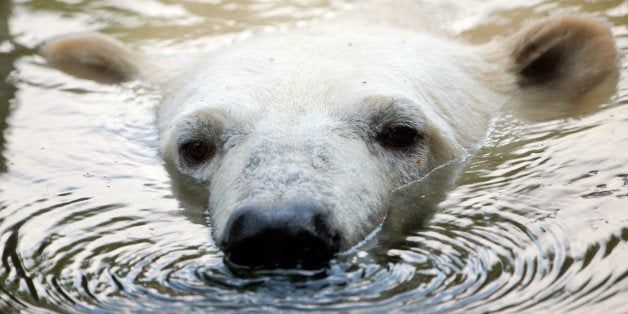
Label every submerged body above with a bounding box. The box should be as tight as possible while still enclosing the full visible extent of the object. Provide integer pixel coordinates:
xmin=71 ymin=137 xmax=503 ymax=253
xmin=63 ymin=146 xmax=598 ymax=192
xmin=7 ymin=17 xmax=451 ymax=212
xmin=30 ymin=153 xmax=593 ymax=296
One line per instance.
xmin=40 ymin=6 xmax=617 ymax=270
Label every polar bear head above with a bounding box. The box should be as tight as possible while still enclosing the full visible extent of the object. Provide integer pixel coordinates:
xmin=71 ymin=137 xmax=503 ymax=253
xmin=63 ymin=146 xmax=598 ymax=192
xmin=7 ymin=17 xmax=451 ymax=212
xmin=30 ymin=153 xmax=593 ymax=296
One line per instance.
xmin=40 ymin=15 xmax=616 ymax=271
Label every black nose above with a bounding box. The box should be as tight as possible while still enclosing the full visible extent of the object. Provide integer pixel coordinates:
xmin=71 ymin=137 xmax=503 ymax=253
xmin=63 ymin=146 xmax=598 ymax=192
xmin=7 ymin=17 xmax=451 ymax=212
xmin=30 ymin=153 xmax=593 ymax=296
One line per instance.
xmin=221 ymin=203 xmax=340 ymax=271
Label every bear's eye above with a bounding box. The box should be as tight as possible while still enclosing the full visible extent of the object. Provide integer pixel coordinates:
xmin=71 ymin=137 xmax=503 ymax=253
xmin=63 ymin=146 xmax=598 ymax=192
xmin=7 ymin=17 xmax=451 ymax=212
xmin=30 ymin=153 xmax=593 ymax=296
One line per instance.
xmin=378 ymin=126 xmax=421 ymax=150
xmin=179 ymin=140 xmax=214 ymax=164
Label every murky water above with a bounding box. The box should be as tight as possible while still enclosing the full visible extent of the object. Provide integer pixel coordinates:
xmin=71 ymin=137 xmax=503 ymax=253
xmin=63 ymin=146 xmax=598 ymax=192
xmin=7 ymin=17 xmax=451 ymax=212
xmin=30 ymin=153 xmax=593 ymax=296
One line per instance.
xmin=0 ymin=0 xmax=626 ymax=312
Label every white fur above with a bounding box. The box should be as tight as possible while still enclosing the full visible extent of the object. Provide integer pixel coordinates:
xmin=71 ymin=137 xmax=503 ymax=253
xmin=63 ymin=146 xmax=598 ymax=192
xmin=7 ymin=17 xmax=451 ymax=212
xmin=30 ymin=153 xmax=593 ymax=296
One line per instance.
xmin=39 ymin=8 xmax=616 ymax=252
xmin=155 ymin=25 xmax=508 ymax=248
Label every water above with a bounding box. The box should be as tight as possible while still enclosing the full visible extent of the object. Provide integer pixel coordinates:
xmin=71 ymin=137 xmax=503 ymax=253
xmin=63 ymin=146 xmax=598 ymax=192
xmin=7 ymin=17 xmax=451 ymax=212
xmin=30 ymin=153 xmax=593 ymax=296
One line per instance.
xmin=1 ymin=0 xmax=627 ymax=312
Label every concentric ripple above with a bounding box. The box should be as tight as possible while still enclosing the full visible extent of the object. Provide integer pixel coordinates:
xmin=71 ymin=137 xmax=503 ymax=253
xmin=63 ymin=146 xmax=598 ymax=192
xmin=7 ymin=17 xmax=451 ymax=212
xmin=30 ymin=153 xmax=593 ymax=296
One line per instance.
xmin=1 ymin=0 xmax=627 ymax=312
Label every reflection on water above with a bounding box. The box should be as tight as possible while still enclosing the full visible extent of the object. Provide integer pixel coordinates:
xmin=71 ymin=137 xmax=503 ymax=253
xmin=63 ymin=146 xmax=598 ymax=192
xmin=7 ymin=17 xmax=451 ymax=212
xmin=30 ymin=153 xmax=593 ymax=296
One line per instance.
xmin=0 ymin=0 xmax=627 ymax=312
xmin=0 ymin=0 xmax=16 ymax=173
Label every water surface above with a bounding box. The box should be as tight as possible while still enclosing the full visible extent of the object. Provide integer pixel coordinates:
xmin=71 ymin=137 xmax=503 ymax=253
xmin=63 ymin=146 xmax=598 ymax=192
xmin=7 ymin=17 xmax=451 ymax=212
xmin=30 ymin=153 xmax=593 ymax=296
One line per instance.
xmin=0 ymin=0 xmax=626 ymax=312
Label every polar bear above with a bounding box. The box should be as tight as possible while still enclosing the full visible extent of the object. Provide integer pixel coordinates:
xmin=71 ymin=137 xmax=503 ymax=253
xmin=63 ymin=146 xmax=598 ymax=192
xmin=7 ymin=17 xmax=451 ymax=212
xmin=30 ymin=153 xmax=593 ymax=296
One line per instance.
xmin=39 ymin=9 xmax=617 ymax=271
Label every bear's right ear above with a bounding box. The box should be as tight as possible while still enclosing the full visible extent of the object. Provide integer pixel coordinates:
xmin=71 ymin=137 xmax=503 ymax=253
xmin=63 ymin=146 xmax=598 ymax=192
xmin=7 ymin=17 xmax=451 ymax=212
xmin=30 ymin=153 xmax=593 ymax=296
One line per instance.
xmin=39 ymin=32 xmax=143 ymax=84
xmin=509 ymin=16 xmax=617 ymax=101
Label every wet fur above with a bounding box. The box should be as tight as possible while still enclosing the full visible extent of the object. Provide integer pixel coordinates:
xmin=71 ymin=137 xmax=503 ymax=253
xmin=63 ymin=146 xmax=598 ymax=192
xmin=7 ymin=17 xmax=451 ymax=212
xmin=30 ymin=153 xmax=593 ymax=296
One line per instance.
xmin=39 ymin=13 xmax=617 ymax=252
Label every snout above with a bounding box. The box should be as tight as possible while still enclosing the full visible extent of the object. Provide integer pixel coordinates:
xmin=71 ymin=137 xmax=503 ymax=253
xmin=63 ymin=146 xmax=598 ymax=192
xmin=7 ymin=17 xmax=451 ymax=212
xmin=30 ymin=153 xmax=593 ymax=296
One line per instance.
xmin=221 ymin=202 xmax=341 ymax=271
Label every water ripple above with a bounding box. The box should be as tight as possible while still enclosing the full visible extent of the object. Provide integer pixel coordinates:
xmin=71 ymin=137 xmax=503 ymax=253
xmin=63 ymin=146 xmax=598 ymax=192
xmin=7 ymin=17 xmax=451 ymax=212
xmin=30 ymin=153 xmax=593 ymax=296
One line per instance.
xmin=0 ymin=0 xmax=626 ymax=312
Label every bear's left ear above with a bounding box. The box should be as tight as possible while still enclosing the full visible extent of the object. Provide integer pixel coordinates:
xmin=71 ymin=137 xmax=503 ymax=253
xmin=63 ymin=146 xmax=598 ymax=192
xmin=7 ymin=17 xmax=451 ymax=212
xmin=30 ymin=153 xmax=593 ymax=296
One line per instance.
xmin=509 ymin=16 xmax=617 ymax=101
xmin=39 ymin=32 xmax=145 ymax=84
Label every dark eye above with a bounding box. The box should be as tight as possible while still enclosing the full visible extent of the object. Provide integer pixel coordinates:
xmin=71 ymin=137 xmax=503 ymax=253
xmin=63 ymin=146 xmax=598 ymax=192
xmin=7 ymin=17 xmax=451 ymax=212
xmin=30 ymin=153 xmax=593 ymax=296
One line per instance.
xmin=378 ymin=126 xmax=420 ymax=150
xmin=180 ymin=140 xmax=213 ymax=164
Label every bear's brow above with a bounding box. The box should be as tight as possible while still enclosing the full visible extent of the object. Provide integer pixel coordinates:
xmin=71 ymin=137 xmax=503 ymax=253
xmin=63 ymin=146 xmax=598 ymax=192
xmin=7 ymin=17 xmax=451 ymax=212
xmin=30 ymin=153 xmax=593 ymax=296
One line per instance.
xmin=363 ymin=97 xmax=424 ymax=129
xmin=176 ymin=109 xmax=255 ymax=151
xmin=176 ymin=117 xmax=213 ymax=142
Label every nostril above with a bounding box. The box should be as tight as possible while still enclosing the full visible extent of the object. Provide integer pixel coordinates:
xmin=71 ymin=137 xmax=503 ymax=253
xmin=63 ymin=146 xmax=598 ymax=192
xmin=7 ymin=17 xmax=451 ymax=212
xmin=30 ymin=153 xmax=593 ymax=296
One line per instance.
xmin=221 ymin=205 xmax=340 ymax=271
xmin=313 ymin=212 xmax=341 ymax=253
xmin=224 ymin=228 xmax=333 ymax=270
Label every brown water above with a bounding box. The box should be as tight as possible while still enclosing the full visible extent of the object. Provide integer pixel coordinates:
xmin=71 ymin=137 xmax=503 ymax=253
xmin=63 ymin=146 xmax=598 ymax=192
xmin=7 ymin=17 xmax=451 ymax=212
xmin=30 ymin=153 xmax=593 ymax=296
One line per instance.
xmin=0 ymin=0 xmax=626 ymax=312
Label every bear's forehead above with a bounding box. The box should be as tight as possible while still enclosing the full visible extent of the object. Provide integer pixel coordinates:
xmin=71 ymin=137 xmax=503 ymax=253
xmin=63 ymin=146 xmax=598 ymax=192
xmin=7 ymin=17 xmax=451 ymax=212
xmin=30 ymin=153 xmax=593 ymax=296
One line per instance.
xmin=203 ymin=30 xmax=461 ymax=82
xmin=172 ymin=29 xmax=471 ymax=113
xmin=159 ymin=27 xmax=481 ymax=146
